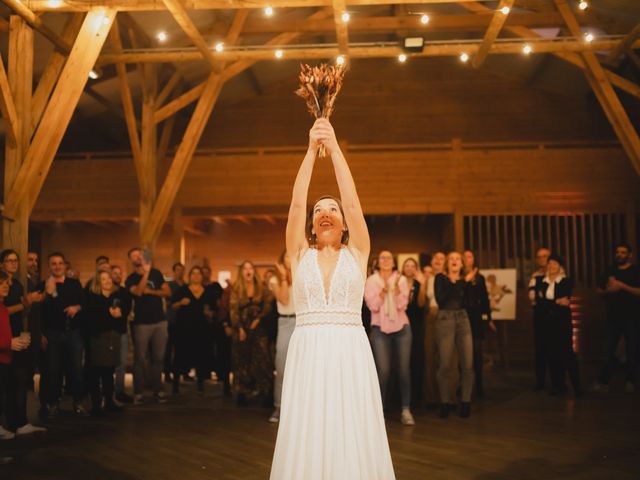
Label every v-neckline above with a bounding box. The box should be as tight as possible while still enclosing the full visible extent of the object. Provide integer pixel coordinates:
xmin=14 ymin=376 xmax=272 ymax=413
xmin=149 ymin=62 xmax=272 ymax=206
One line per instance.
xmin=314 ymin=248 xmax=343 ymax=305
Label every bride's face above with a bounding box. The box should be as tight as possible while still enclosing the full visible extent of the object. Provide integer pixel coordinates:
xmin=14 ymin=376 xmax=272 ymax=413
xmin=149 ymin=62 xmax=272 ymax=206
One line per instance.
xmin=312 ymin=198 xmax=344 ymax=245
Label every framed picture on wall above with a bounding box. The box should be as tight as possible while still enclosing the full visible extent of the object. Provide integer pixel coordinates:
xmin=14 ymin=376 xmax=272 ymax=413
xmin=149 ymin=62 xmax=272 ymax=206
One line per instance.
xmin=480 ymin=269 xmax=517 ymax=320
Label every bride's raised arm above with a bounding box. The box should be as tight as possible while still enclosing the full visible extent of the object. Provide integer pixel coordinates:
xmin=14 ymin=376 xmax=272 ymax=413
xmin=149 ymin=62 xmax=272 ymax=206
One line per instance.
xmin=285 ymin=121 xmax=322 ymax=262
xmin=314 ymin=118 xmax=370 ymax=262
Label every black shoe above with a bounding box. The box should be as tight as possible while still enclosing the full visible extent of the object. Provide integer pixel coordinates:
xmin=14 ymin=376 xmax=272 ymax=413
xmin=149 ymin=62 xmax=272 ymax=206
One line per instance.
xmin=439 ymin=404 xmax=450 ymax=419
xmin=459 ymin=402 xmax=471 ymax=418
xmin=115 ymin=392 xmax=133 ymax=404
xmin=236 ymin=394 xmax=248 ymax=407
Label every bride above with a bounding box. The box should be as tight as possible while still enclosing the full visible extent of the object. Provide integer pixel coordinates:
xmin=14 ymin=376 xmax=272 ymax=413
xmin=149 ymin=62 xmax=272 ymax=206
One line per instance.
xmin=270 ymin=118 xmax=395 ymax=480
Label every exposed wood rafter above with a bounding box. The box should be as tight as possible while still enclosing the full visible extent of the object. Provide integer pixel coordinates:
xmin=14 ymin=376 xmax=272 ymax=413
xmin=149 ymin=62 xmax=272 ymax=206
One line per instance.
xmin=472 ymin=0 xmax=515 ymax=68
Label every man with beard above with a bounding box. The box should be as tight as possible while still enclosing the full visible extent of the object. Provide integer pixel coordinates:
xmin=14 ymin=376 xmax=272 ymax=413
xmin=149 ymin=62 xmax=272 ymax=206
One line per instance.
xmin=592 ymin=243 xmax=640 ymax=393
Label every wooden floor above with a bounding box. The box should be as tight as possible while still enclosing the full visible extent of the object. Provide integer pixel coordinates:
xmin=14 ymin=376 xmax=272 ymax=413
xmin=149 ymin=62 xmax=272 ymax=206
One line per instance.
xmin=2 ymin=369 xmax=639 ymax=480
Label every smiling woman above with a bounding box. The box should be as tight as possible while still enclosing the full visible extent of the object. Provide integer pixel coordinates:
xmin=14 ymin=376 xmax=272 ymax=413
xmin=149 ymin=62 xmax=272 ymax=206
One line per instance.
xmin=270 ymin=119 xmax=394 ymax=480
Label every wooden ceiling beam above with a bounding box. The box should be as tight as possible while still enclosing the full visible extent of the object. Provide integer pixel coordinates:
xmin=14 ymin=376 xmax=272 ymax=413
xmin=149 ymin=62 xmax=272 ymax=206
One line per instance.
xmin=3 ymin=9 xmax=117 ymax=220
xmin=109 ymin=16 xmax=146 ymax=198
xmin=555 ymin=0 xmax=640 ymax=174
xmin=237 ymin=12 xmax=605 ymax=35
xmin=1 ymin=0 xmax=72 ymax=52
xmin=604 ymin=22 xmax=640 ymax=67
xmin=162 ymin=0 xmax=220 ymax=72
xmin=472 ymin=0 xmax=515 ymax=68
xmin=332 ymin=0 xmax=350 ymax=56
xmin=31 ymin=13 xmax=85 ymax=134
xmin=98 ymin=37 xmax=640 ymax=65
xmin=0 ymin=53 xmax=19 ymax=147
xmin=26 ymin=0 xmax=512 ymax=12
xmin=459 ymin=1 xmax=640 ymax=100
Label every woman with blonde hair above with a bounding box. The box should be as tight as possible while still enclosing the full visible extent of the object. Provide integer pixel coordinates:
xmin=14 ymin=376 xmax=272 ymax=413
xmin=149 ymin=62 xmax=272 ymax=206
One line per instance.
xmin=86 ymin=270 xmax=130 ymax=415
xmin=434 ymin=251 xmax=475 ymax=419
xmin=230 ymin=260 xmax=272 ymax=406
xmin=270 ymin=119 xmax=394 ymax=479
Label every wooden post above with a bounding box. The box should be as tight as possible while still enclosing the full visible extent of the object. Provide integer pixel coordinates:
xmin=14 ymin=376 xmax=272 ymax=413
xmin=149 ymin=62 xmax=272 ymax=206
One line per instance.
xmin=2 ymin=16 xmax=33 ymax=290
xmin=140 ymin=63 xmax=158 ymax=249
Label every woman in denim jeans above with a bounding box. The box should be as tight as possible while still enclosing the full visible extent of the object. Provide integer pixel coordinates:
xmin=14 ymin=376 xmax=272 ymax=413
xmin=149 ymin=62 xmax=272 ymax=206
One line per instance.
xmin=364 ymin=250 xmax=415 ymax=426
xmin=434 ymin=251 xmax=476 ymax=419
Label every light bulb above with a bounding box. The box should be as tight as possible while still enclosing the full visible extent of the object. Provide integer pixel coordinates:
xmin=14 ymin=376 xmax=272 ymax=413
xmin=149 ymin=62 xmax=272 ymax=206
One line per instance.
xmin=523 ymin=44 xmax=532 ymax=55
xmin=398 ymin=54 xmax=407 ymax=63
xmin=500 ymin=6 xmax=510 ymax=15
xmin=584 ymin=32 xmax=594 ymax=43
xmin=88 ymin=69 xmax=100 ymax=80
xmin=460 ymin=52 xmax=469 ymax=63
xmin=275 ymin=49 xmax=283 ymax=59
xmin=578 ymin=1 xmax=588 ymax=10
xmin=157 ymin=31 xmax=167 ymax=42
xmin=341 ymin=12 xmax=350 ymax=23
xmin=420 ymin=14 xmax=430 ymax=25
xmin=336 ymin=55 xmax=345 ymax=66
xmin=215 ymin=42 xmax=224 ymax=52
xmin=47 ymin=0 xmax=63 ymax=7
xmin=264 ymin=6 xmax=274 ymax=17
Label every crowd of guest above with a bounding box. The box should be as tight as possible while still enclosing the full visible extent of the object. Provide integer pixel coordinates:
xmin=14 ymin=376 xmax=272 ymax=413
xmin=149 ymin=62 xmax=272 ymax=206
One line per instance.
xmin=1 ymin=241 xmax=639 ymax=463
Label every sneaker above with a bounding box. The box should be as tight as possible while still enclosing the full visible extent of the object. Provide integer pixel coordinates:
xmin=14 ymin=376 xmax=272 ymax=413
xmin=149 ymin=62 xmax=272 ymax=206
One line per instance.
xmin=73 ymin=404 xmax=90 ymax=417
xmin=401 ymin=408 xmax=415 ymax=426
xmin=459 ymin=402 xmax=471 ymax=418
xmin=16 ymin=423 xmax=47 ymax=435
xmin=115 ymin=392 xmax=133 ymax=404
xmin=625 ymin=381 xmax=635 ymax=393
xmin=0 ymin=426 xmax=15 ymax=441
xmin=590 ymin=382 xmax=609 ymax=393
xmin=133 ymin=394 xmax=144 ymax=405
xmin=268 ymin=408 xmax=280 ymax=423
xmin=155 ymin=392 xmax=168 ymax=404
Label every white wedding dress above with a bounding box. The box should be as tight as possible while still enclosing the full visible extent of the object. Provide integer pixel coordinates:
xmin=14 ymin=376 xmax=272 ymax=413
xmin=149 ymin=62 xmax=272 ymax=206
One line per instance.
xmin=270 ymin=247 xmax=395 ymax=480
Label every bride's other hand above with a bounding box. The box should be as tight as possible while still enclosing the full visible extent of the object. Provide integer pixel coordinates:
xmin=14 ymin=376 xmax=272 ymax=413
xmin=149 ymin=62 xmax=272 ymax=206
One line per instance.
xmin=309 ymin=118 xmax=339 ymax=155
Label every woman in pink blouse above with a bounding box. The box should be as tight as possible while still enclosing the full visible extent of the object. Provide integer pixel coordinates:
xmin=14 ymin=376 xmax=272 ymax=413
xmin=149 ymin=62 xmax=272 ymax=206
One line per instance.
xmin=364 ymin=250 xmax=415 ymax=426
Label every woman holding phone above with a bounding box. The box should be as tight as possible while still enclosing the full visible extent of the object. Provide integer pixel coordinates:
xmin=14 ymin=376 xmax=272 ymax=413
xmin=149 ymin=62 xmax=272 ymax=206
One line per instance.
xmin=86 ymin=270 xmax=130 ymax=415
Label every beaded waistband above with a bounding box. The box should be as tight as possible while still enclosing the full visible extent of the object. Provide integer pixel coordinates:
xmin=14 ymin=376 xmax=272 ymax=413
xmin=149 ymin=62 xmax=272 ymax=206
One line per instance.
xmin=295 ymin=310 xmax=362 ymax=327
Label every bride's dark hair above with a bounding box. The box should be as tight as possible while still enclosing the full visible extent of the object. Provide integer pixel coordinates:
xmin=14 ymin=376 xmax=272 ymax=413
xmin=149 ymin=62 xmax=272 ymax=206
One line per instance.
xmin=306 ymin=195 xmax=349 ymax=246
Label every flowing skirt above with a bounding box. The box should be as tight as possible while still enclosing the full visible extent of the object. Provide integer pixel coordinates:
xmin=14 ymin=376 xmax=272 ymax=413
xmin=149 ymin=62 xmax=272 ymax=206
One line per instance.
xmin=270 ymin=324 xmax=395 ymax=480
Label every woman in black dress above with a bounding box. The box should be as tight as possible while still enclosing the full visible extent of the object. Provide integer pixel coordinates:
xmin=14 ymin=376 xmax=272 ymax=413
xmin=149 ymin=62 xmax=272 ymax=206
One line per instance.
xmin=86 ymin=270 xmax=130 ymax=415
xmin=462 ymin=251 xmax=493 ymax=398
xmin=401 ymin=258 xmax=425 ymax=409
xmin=171 ymin=266 xmax=214 ymax=395
xmin=533 ymin=254 xmax=581 ymax=396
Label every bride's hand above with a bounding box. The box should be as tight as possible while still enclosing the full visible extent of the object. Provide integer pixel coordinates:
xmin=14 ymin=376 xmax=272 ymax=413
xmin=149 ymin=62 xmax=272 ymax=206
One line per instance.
xmin=309 ymin=118 xmax=340 ymax=155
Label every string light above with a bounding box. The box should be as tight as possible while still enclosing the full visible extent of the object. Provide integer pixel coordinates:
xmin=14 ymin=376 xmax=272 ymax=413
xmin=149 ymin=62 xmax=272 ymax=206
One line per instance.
xmin=420 ymin=14 xmax=430 ymax=25
xmin=584 ymin=32 xmax=594 ymax=43
xmin=500 ymin=6 xmax=511 ymax=15
xmin=522 ymin=44 xmax=532 ymax=55
xmin=264 ymin=6 xmax=274 ymax=17
xmin=215 ymin=42 xmax=224 ymax=52
xmin=336 ymin=55 xmax=345 ymax=66
xmin=341 ymin=12 xmax=350 ymax=23
xmin=398 ymin=54 xmax=407 ymax=63
xmin=578 ymin=1 xmax=588 ymax=10
xmin=46 ymin=0 xmax=63 ymax=7
xmin=88 ymin=69 xmax=100 ymax=80
xmin=459 ymin=52 xmax=469 ymax=63
xmin=157 ymin=31 xmax=167 ymax=42
xmin=275 ymin=49 xmax=283 ymax=59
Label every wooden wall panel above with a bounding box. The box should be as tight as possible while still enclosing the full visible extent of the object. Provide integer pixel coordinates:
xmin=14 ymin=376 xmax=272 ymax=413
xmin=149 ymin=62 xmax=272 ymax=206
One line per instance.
xmin=34 ymin=144 xmax=640 ymax=220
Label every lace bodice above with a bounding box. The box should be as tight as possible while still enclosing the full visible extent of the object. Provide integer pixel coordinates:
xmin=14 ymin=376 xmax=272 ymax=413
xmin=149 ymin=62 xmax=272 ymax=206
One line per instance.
xmin=293 ymin=248 xmax=364 ymax=326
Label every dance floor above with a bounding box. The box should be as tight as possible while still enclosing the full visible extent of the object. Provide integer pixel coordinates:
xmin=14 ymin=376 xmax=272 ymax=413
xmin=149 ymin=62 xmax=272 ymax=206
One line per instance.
xmin=3 ymin=370 xmax=639 ymax=480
